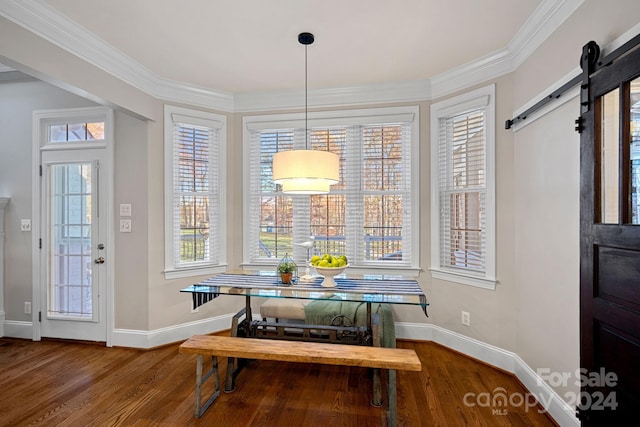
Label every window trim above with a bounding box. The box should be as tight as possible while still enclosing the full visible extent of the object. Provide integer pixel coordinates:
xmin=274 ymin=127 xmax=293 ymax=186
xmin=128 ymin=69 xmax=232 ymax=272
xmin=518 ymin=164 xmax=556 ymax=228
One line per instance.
xmin=163 ymin=105 xmax=227 ymax=279
xmin=430 ymin=84 xmax=496 ymax=289
xmin=242 ymin=106 xmax=420 ymax=275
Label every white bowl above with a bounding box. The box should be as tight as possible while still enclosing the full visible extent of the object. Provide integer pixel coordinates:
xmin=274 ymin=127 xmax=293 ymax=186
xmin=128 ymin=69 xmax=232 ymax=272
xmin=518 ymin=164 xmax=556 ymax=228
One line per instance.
xmin=310 ymin=263 xmax=349 ymax=287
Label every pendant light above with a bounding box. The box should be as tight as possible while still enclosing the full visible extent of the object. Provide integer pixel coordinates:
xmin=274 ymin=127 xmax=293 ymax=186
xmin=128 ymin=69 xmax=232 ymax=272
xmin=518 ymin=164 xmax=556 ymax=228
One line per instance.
xmin=272 ymin=32 xmax=340 ymax=194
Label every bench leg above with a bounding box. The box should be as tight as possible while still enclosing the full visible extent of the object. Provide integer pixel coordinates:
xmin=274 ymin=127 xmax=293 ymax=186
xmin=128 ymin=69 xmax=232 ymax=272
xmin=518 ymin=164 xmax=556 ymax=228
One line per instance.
xmin=194 ymin=355 xmax=220 ymax=418
xmin=386 ymin=369 xmax=398 ymax=427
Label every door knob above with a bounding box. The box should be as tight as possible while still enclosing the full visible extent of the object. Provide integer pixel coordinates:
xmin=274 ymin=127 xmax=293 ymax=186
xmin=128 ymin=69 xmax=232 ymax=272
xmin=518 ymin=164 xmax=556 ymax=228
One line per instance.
xmin=95 ymin=256 xmax=105 ymax=264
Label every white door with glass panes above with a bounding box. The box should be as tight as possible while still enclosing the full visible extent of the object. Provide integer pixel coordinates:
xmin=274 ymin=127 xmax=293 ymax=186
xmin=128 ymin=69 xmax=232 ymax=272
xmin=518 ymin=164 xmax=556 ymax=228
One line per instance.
xmin=36 ymin=109 xmax=112 ymax=342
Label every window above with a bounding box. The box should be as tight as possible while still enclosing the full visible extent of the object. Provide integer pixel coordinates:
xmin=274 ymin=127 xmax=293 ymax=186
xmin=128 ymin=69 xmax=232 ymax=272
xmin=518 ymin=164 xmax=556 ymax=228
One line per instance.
xmin=164 ymin=105 xmax=226 ymax=279
xmin=243 ymin=107 xmax=419 ymax=273
xmin=39 ymin=107 xmax=107 ymax=147
xmin=430 ymin=85 xmax=496 ymax=289
xmin=48 ymin=122 xmax=104 ymax=143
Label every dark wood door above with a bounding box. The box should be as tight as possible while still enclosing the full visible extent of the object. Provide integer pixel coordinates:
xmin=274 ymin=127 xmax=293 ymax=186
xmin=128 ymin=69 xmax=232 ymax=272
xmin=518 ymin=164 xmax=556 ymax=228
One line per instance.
xmin=580 ymin=40 xmax=640 ymax=425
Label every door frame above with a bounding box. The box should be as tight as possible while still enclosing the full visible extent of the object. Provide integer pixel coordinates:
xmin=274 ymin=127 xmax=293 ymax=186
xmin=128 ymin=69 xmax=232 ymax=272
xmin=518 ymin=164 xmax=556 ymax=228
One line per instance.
xmin=31 ymin=106 xmax=114 ymax=345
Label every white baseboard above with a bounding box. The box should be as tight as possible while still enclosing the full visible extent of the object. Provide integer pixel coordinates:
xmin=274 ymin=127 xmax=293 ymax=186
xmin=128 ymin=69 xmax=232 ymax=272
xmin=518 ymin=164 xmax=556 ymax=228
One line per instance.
xmin=514 ymin=354 xmax=579 ymax=427
xmin=4 ymin=320 xmax=33 ymax=339
xmin=2 ymin=316 xmax=578 ymax=426
xmin=111 ymin=313 xmax=235 ymax=348
xmin=396 ymin=322 xmax=579 ymax=427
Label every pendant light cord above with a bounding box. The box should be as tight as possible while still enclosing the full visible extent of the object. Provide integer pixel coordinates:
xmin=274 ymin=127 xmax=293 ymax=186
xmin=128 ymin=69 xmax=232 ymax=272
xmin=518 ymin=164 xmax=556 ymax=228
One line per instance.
xmin=304 ymin=42 xmax=308 ymax=150
xmin=298 ymin=32 xmax=314 ymax=150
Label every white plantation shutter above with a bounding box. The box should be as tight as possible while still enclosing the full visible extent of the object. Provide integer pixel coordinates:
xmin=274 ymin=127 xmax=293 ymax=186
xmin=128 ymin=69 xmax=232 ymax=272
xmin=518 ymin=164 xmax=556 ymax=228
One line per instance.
xmin=246 ymin=129 xmax=296 ymax=262
xmin=430 ymin=84 xmax=496 ymax=289
xmin=244 ymin=107 xmax=418 ymax=272
xmin=309 ymin=127 xmax=348 ymax=261
xmin=358 ymin=122 xmax=413 ymax=265
xmin=438 ymin=110 xmax=486 ymax=272
xmin=173 ymin=123 xmax=218 ymax=265
xmin=164 ymin=106 xmax=226 ymax=278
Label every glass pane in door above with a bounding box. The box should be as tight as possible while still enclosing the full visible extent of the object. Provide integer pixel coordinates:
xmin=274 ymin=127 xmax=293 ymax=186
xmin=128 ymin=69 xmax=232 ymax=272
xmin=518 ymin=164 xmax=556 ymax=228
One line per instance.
xmin=600 ymin=89 xmax=620 ymax=223
xmin=630 ymin=77 xmax=640 ymax=224
xmin=49 ymin=163 xmax=94 ymax=319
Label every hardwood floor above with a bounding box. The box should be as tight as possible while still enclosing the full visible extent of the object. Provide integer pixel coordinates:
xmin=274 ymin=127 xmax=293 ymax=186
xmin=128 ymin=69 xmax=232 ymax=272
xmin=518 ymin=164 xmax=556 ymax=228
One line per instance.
xmin=0 ymin=336 xmax=557 ymax=426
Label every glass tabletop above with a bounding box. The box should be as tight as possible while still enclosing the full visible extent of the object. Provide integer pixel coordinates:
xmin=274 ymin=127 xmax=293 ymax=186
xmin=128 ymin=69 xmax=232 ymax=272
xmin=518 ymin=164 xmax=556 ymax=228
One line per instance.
xmin=180 ymin=270 xmax=428 ymax=312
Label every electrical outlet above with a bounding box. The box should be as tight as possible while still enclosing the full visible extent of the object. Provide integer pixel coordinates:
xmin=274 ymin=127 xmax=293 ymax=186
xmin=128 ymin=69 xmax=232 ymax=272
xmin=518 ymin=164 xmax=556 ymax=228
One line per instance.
xmin=25 ymin=302 xmax=31 ymax=315
xmin=461 ymin=311 xmax=470 ymax=326
xmin=119 ymin=219 xmax=132 ymax=233
xmin=20 ymin=219 xmax=31 ymax=232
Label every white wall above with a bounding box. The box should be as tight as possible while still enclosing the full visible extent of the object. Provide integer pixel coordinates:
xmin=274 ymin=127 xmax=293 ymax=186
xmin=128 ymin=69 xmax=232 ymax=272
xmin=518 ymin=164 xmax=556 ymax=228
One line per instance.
xmin=514 ymin=99 xmax=581 ymax=400
xmin=1 ymin=4 xmax=640 ymax=423
xmin=425 ymin=74 xmax=517 ymax=352
xmin=510 ymin=0 xmax=640 ymax=405
xmin=0 ymin=78 xmax=97 ymax=322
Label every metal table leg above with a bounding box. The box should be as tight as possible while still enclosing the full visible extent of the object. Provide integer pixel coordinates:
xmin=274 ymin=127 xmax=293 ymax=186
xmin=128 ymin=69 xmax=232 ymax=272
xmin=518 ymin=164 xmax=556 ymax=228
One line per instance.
xmin=387 ymin=369 xmax=398 ymax=427
xmin=225 ymin=306 xmax=246 ymax=392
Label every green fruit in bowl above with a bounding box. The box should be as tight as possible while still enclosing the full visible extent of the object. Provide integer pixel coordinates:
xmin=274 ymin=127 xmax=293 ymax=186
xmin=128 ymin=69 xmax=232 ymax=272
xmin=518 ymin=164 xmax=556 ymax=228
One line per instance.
xmin=311 ymin=253 xmax=348 ymax=268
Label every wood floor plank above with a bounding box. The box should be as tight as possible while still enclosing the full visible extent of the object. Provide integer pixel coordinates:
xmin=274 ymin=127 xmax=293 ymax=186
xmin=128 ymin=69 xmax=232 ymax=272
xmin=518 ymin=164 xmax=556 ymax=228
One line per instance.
xmin=0 ymin=336 xmax=558 ymax=426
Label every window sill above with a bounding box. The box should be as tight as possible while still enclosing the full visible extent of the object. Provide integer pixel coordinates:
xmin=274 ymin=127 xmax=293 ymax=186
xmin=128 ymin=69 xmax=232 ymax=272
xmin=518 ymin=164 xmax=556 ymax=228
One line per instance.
xmin=429 ymin=268 xmax=496 ymax=290
xmin=164 ymin=264 xmax=227 ymax=280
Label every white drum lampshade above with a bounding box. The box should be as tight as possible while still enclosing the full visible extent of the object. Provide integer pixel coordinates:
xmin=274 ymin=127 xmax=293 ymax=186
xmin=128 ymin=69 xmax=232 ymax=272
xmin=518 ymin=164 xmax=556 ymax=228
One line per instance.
xmin=272 ymin=149 xmax=339 ymax=194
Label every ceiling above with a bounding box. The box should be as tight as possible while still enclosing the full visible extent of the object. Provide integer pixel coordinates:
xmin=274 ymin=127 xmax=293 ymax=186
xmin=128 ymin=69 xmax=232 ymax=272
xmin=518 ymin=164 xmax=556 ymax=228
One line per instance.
xmin=37 ymin=0 xmax=542 ymax=95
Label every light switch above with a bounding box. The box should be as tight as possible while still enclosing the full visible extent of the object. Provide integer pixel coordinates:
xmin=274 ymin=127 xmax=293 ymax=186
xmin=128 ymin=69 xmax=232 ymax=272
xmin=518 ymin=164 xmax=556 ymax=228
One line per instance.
xmin=120 ymin=203 xmax=132 ymax=217
xmin=20 ymin=219 xmax=31 ymax=232
xmin=119 ymin=219 xmax=132 ymax=233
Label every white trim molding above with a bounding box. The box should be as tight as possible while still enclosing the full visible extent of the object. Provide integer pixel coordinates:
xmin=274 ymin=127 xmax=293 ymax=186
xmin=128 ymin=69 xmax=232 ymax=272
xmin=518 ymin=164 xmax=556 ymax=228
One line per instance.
xmin=0 ymin=0 xmax=585 ymax=112
xmin=430 ymin=84 xmax=497 ymax=290
xmin=3 ymin=320 xmax=33 ymax=339
xmin=31 ymin=106 xmax=115 ymax=344
xmin=0 ymin=63 xmax=14 ymax=73
xmin=163 ymin=105 xmax=228 ymax=280
xmin=111 ymin=313 xmax=236 ymax=349
xmin=0 ymin=197 xmax=9 ymax=337
xmin=509 ymin=0 xmax=584 ymax=69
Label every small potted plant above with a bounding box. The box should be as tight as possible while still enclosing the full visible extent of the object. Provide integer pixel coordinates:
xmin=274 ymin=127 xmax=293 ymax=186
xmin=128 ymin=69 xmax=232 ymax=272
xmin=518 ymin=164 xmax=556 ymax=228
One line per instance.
xmin=277 ymin=254 xmax=297 ymax=284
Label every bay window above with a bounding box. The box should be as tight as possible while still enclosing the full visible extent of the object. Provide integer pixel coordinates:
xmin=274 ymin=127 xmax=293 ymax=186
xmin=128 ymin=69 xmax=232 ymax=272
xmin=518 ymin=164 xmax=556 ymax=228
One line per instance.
xmin=243 ymin=107 xmax=419 ymax=273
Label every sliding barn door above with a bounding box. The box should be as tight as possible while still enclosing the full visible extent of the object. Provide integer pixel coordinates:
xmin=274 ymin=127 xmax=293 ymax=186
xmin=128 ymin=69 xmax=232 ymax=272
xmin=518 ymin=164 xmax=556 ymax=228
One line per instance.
xmin=580 ymin=38 xmax=640 ymax=424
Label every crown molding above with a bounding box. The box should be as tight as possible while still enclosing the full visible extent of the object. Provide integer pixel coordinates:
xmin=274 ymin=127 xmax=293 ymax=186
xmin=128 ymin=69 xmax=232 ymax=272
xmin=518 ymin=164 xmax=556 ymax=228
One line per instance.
xmin=0 ymin=0 xmax=156 ymax=94
xmin=0 ymin=0 xmax=235 ymax=111
xmin=430 ymin=48 xmax=514 ymax=100
xmin=233 ymin=80 xmax=431 ymax=112
xmin=154 ymin=77 xmax=234 ymax=112
xmin=509 ymin=0 xmax=584 ymax=68
xmin=0 ymin=0 xmax=583 ymax=112
xmin=0 ymin=63 xmax=14 ymax=72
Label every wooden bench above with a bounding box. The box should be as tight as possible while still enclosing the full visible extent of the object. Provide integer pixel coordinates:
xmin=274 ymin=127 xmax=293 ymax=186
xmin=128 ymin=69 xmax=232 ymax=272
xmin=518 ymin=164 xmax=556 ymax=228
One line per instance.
xmin=179 ymin=335 xmax=422 ymax=426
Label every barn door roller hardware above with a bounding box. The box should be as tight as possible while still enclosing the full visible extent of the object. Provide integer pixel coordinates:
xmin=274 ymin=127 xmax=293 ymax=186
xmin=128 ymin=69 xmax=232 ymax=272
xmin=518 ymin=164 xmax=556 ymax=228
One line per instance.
xmin=505 ymin=33 xmax=640 ymax=130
